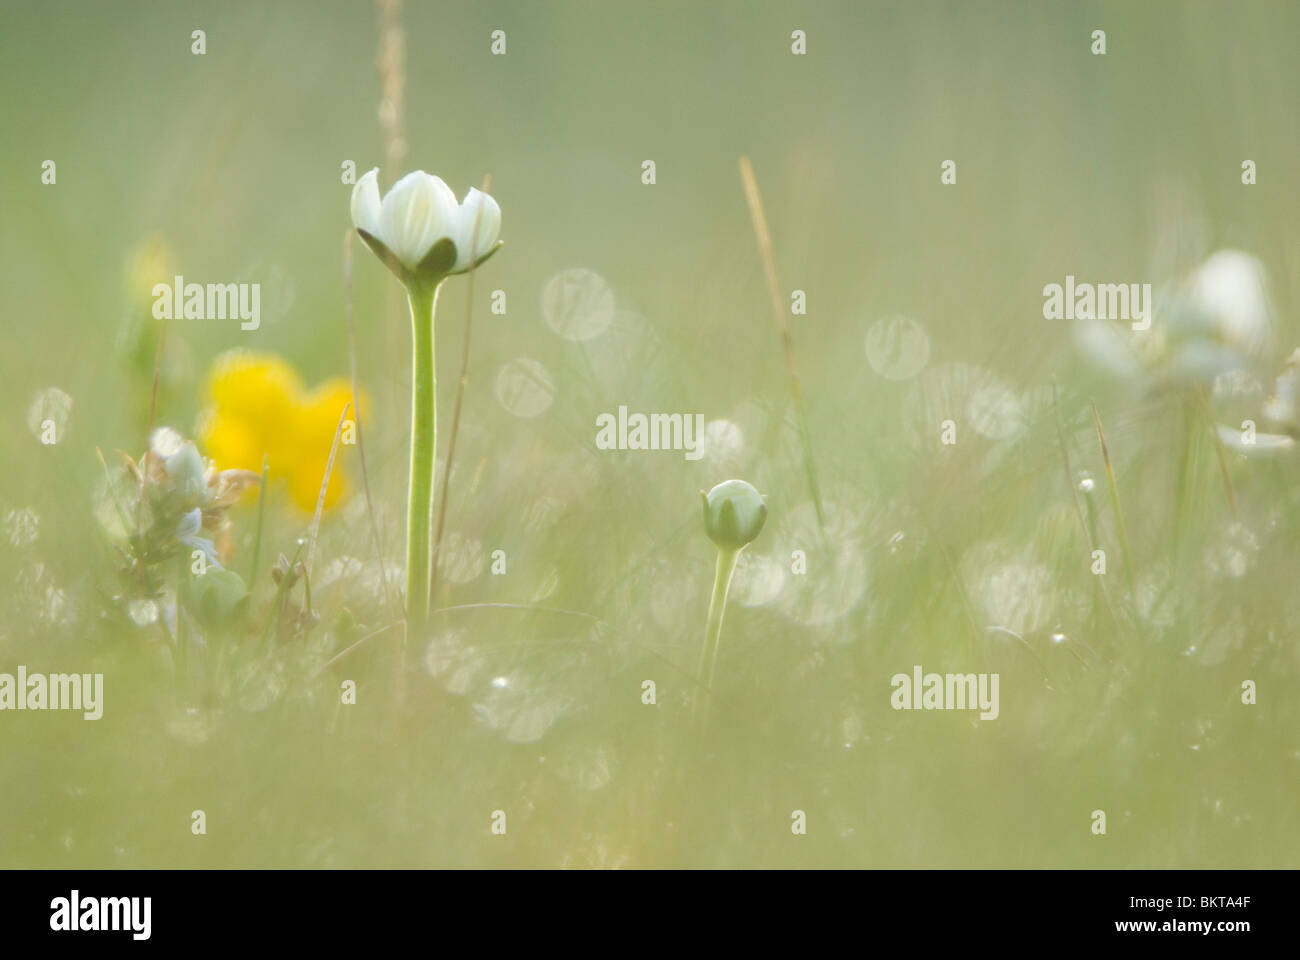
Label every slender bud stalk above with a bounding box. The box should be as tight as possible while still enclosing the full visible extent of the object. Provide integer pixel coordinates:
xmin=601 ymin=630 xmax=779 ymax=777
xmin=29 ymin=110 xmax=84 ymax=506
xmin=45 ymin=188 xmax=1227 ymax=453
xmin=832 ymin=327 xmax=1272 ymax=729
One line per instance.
xmin=694 ymin=479 xmax=768 ymax=729
xmin=695 ymin=545 xmax=741 ymax=725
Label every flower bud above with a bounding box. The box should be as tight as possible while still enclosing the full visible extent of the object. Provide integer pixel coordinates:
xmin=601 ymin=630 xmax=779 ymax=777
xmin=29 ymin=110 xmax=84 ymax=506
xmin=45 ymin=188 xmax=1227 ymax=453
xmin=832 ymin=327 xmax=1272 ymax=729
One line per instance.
xmin=701 ymin=479 xmax=767 ymax=549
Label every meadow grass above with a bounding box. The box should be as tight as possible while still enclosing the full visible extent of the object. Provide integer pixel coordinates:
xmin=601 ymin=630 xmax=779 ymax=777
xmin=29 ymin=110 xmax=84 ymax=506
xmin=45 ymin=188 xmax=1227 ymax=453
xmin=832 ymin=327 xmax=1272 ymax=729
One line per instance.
xmin=1 ymin=0 xmax=1298 ymax=868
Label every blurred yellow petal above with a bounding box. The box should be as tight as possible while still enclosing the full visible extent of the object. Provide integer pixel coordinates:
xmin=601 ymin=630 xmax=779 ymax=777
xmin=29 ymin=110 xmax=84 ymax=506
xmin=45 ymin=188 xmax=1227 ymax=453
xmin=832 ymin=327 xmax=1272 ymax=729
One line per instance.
xmin=198 ymin=352 xmax=364 ymax=514
xmin=205 ymin=350 xmax=302 ymax=427
xmin=296 ymin=378 xmax=359 ymax=439
xmin=287 ymin=454 xmax=348 ymax=512
xmin=199 ymin=414 xmax=260 ymax=471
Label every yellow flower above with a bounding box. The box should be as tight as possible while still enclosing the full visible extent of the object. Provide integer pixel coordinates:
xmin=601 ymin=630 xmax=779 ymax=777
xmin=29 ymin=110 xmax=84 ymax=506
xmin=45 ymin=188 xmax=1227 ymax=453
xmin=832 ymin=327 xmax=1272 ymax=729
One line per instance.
xmin=197 ymin=350 xmax=368 ymax=512
xmin=289 ymin=377 xmax=360 ymax=512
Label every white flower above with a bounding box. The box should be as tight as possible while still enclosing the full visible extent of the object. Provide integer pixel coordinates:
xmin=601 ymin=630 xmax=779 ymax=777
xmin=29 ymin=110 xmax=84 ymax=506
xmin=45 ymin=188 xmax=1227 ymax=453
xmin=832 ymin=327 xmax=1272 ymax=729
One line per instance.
xmin=1262 ymin=348 xmax=1300 ymax=426
xmin=1186 ymin=250 xmax=1273 ymax=358
xmin=1214 ymin=348 xmax=1300 ymax=459
xmin=1075 ymin=250 xmax=1276 ymax=391
xmin=351 ymin=168 xmax=501 ymax=277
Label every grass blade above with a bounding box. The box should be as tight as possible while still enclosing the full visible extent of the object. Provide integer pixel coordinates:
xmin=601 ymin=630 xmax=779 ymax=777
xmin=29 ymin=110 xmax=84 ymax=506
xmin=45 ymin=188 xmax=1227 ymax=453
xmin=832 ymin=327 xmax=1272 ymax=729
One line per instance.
xmin=1092 ymin=399 xmax=1136 ymax=598
xmin=430 ymin=173 xmax=492 ymax=600
xmin=248 ymin=453 xmax=269 ymax=586
xmin=344 ymin=227 xmax=395 ymax=619
xmin=738 ymin=155 xmax=826 ymax=531
xmin=305 ymin=401 xmax=352 ymax=579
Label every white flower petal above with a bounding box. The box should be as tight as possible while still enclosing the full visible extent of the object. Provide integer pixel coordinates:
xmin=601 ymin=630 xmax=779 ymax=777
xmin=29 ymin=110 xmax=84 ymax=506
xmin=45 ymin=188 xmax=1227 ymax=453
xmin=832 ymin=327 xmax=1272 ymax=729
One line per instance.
xmin=149 ymin=426 xmax=186 ymax=458
xmin=1262 ymin=375 xmax=1297 ymax=427
xmin=1217 ymin=424 xmax=1295 ymax=457
xmin=379 ymin=171 xmax=457 ymax=269
xmin=182 ymin=535 xmax=222 ymax=569
xmin=163 ymin=442 xmax=208 ymax=502
xmin=454 ymin=188 xmax=502 ymax=270
xmin=350 ymin=167 xmax=382 ymax=237
xmin=1072 ymin=319 xmax=1143 ymax=381
xmin=175 ymin=508 xmax=203 ymax=540
xmin=421 ymin=173 xmax=460 ymax=249
xmin=1188 ymin=250 xmax=1273 ymax=357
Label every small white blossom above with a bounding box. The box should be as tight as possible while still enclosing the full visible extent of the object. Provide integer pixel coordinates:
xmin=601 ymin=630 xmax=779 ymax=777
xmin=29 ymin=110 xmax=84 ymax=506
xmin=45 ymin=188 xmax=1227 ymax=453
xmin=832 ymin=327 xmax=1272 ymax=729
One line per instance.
xmin=351 ymin=168 xmax=501 ymax=278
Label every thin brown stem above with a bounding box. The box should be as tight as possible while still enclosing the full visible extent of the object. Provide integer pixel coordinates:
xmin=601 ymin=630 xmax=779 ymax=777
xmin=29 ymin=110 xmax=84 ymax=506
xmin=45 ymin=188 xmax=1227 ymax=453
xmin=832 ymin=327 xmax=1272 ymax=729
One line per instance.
xmin=430 ymin=174 xmax=493 ymax=601
xmin=738 ymin=156 xmax=825 ymax=531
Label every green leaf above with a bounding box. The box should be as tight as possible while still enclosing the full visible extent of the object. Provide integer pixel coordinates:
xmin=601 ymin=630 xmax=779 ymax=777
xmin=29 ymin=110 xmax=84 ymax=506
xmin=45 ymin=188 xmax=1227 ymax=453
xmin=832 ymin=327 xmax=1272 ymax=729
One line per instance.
xmin=191 ymin=567 xmax=249 ymax=628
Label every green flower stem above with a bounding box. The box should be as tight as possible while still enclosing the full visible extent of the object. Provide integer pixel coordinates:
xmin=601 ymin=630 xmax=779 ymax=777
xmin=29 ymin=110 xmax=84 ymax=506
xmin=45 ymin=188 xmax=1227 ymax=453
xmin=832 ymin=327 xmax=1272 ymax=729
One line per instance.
xmin=695 ymin=545 xmax=741 ymax=723
xmin=405 ymin=281 xmax=442 ymax=633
